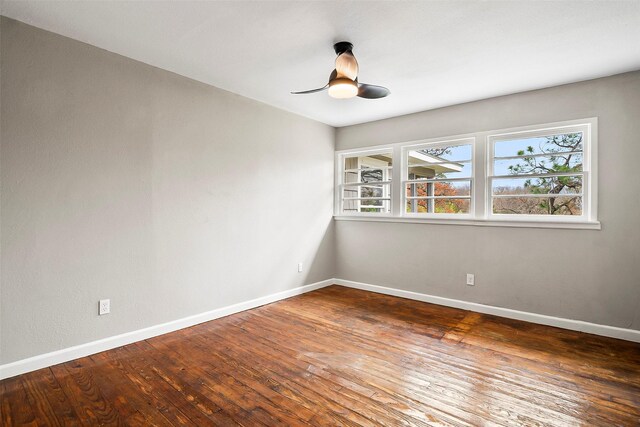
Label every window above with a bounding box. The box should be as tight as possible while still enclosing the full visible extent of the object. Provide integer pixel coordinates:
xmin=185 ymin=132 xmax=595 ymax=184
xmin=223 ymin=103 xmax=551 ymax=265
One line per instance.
xmin=404 ymin=138 xmax=474 ymax=216
xmin=340 ymin=149 xmax=392 ymax=214
xmin=335 ymin=118 xmax=598 ymax=229
xmin=488 ymin=124 xmax=591 ymax=221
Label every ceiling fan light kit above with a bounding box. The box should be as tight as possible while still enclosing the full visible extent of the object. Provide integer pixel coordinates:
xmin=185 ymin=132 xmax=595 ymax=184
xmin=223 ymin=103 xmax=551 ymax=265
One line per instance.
xmin=292 ymin=41 xmax=390 ymax=100
xmin=328 ymin=78 xmax=358 ymax=99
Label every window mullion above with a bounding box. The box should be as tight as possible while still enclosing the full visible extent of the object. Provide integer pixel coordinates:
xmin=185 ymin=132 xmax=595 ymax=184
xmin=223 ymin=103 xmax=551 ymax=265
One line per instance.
xmin=474 ymin=134 xmax=487 ymax=219
xmin=391 ymin=144 xmax=403 ymax=217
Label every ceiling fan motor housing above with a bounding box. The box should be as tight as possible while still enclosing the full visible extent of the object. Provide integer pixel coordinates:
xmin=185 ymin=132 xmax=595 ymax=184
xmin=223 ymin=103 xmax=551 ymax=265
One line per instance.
xmin=333 ymin=41 xmax=354 ymax=55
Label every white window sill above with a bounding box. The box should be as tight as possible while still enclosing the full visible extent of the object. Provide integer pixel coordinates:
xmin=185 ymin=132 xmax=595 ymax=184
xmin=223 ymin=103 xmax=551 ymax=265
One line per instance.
xmin=333 ymin=215 xmax=601 ymax=230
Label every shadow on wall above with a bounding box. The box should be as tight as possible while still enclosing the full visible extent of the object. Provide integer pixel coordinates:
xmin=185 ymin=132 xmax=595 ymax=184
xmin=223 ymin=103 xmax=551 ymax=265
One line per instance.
xmin=304 ymin=218 xmax=336 ymax=284
xmin=260 ymin=216 xmax=336 ymax=293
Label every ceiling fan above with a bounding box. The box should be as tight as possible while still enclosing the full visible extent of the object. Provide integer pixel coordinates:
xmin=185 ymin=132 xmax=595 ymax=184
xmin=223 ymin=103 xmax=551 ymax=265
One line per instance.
xmin=291 ymin=41 xmax=390 ymax=99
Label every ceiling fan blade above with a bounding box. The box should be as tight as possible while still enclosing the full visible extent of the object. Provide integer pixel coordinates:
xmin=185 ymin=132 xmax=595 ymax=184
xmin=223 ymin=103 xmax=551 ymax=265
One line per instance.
xmin=290 ymin=85 xmax=328 ymax=95
xmin=357 ymin=83 xmax=390 ymax=99
xmin=335 ymin=52 xmax=358 ymax=80
xmin=291 ymin=70 xmax=337 ymax=95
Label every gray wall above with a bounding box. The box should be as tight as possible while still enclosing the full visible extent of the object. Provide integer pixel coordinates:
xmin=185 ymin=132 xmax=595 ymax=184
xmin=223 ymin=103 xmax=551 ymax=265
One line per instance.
xmin=0 ymin=17 xmax=335 ymax=364
xmin=2 ymin=16 xmax=639 ymax=366
xmin=336 ymin=71 xmax=640 ymax=330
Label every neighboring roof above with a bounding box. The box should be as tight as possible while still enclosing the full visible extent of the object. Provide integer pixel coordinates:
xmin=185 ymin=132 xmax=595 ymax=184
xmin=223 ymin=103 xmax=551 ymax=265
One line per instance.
xmin=408 ymin=151 xmax=462 ymax=175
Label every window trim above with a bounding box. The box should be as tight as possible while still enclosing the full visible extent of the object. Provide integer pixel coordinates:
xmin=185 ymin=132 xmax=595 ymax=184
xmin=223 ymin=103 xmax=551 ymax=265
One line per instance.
xmin=401 ymin=136 xmax=476 ymax=219
xmin=335 ymin=145 xmax=395 ymax=218
xmin=487 ymin=121 xmax=596 ymax=223
xmin=334 ymin=118 xmax=599 ymax=229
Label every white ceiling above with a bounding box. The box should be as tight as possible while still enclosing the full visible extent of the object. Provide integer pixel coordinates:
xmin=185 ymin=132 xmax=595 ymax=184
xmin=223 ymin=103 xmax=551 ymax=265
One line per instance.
xmin=2 ymin=1 xmax=640 ymax=127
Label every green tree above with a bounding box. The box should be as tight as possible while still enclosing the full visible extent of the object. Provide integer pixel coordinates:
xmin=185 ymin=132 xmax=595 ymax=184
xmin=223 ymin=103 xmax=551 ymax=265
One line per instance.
xmin=505 ymin=133 xmax=583 ymax=215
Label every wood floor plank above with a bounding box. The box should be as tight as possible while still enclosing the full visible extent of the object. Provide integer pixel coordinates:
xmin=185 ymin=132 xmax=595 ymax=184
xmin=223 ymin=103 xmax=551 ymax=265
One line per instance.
xmin=2 ymin=285 xmax=640 ymax=426
xmin=1 ymin=377 xmax=38 ymax=427
xmin=267 ymin=289 xmax=640 ymax=424
xmin=202 ymin=311 xmax=477 ymax=426
xmin=88 ymin=351 xmax=181 ymax=426
xmin=130 ymin=340 xmax=263 ymax=426
xmin=235 ymin=309 xmax=565 ymax=426
xmin=49 ymin=360 xmax=123 ymax=426
xmin=146 ymin=334 xmax=316 ymax=426
xmin=277 ymin=288 xmax=640 ymax=399
xmin=181 ymin=321 xmax=445 ymax=426
xmin=0 ymin=381 xmax=11 ymax=426
xmin=109 ymin=345 xmax=227 ymax=426
xmin=20 ymin=372 xmax=64 ymax=427
xmin=147 ymin=330 xmax=378 ymax=427
xmin=198 ymin=344 xmax=369 ymax=426
xmin=20 ymin=369 xmax=83 ymax=427
xmin=157 ymin=338 xmax=320 ymax=423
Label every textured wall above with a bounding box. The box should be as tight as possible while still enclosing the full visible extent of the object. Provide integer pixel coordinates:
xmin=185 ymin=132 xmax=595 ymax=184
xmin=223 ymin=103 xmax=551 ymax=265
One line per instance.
xmin=336 ymin=71 xmax=640 ymax=330
xmin=3 ymin=15 xmax=639 ymax=367
xmin=0 ymin=17 xmax=335 ymax=363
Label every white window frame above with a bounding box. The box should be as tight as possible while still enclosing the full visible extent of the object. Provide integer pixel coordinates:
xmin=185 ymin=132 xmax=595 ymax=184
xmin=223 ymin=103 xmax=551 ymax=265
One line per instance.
xmin=356 ymin=156 xmax=391 ymax=213
xmin=334 ymin=118 xmax=599 ymax=230
xmin=401 ymin=137 xmax=476 ymax=220
xmin=335 ymin=145 xmax=395 ymax=218
xmin=487 ymin=121 xmax=596 ymax=223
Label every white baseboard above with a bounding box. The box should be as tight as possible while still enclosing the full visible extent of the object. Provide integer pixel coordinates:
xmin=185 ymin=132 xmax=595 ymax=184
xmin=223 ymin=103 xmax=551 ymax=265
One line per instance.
xmin=334 ymin=278 xmax=640 ymax=343
xmin=0 ymin=279 xmax=334 ymax=380
xmin=4 ymin=277 xmax=638 ymax=380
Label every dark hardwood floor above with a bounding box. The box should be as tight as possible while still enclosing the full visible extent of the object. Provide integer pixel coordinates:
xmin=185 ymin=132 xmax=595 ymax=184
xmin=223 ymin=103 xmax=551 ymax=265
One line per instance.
xmin=2 ymin=285 xmax=640 ymax=426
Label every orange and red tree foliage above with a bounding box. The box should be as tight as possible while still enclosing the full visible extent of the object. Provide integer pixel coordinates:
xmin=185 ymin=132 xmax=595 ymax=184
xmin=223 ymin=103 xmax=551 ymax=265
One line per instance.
xmin=407 ymin=182 xmax=469 ymax=213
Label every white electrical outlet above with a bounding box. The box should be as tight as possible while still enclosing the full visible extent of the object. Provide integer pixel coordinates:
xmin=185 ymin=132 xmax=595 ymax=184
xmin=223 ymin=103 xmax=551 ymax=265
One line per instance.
xmin=297 ymin=262 xmax=303 ymax=273
xmin=466 ymin=274 xmax=475 ymax=286
xmin=99 ymin=299 xmax=110 ymax=315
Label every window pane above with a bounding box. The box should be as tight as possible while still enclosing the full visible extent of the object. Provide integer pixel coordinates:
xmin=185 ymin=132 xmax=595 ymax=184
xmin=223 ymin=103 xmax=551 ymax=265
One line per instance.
xmin=359 ymin=205 xmax=386 ymax=213
xmin=359 ymin=186 xmax=386 ymax=199
xmin=494 ymin=132 xmax=583 ymax=158
xmin=342 ymin=152 xmax=392 ymax=214
xmin=407 ymin=198 xmax=470 ymax=214
xmin=406 ymin=181 xmax=471 ymax=198
xmin=360 ymin=169 xmax=386 ymax=183
xmin=406 ymin=180 xmax=471 ymax=215
xmin=342 ymin=184 xmax=391 ymax=214
xmin=494 ymin=153 xmax=582 ymax=176
xmin=490 ymin=129 xmax=587 ymax=219
xmin=343 ymin=184 xmax=390 ymax=198
xmin=492 ymin=176 xmax=582 ymax=196
xmin=407 ymin=145 xmax=472 ymax=181
xmin=409 ymin=144 xmax=471 ymax=163
xmin=344 ymin=152 xmax=392 ymax=184
xmin=405 ymin=142 xmax=473 ymax=217
xmin=409 ymin=161 xmax=472 ymax=180
xmin=493 ymin=196 xmax=582 ymax=216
